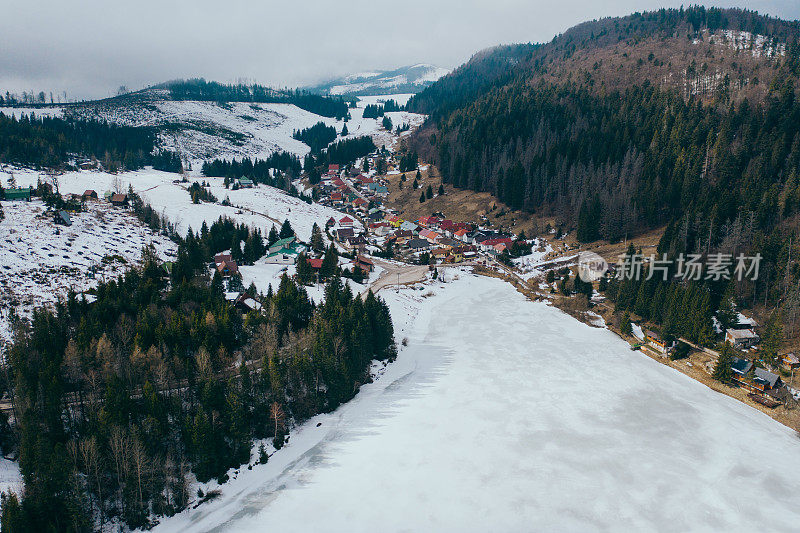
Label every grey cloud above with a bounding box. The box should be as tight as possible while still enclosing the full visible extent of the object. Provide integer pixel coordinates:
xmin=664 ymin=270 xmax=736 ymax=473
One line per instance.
xmin=1 ymin=0 xmax=799 ymax=100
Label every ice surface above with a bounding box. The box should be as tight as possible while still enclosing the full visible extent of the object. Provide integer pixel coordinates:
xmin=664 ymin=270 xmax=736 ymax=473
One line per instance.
xmin=153 ymin=274 xmax=800 ymax=532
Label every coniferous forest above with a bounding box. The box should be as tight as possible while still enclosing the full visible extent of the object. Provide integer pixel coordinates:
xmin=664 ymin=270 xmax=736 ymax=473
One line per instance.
xmin=201 ymin=152 xmax=303 ymax=182
xmin=0 ymin=113 xmax=165 ymax=171
xmin=0 ymin=195 xmax=396 ymax=531
xmin=165 ymin=79 xmax=349 ymax=118
xmin=409 ymin=6 xmax=800 ymax=336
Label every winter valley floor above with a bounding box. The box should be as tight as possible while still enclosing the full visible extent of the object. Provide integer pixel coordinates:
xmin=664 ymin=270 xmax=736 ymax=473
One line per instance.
xmin=153 ymin=273 xmax=800 ymax=533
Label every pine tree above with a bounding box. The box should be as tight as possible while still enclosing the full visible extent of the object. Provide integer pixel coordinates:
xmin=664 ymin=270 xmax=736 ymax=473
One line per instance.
xmin=437 ymin=184 xmax=444 ymax=196
xmin=341 ymin=123 xmax=348 ymax=136
xmin=716 ymin=285 xmax=738 ymax=331
xmin=713 ymin=342 xmax=735 ymax=383
xmin=295 ymin=254 xmax=314 ymax=285
xmin=268 ymin=225 xmax=279 ymax=246
xmin=320 ymin=244 xmax=338 ymax=280
xmin=419 ymin=191 xmax=426 ymax=203
xmin=310 ymin=223 xmax=324 ymax=253
xmin=279 ymin=220 xmax=294 ymax=239
xmin=412 ymin=178 xmax=419 ymax=189
xmin=425 ymin=185 xmax=433 ymax=199
xmin=760 ymin=312 xmax=784 ymax=368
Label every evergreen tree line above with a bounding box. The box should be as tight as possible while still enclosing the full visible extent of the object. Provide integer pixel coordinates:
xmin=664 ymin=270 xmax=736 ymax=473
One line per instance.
xmin=165 ymin=79 xmax=349 ymax=118
xmin=201 ymin=152 xmax=303 ymax=182
xmin=0 ymin=112 xmax=174 ymax=172
xmin=292 ymin=121 xmax=337 ymax=153
xmin=303 ymin=136 xmax=376 ymax=172
xmin=0 ymin=218 xmax=395 ymax=532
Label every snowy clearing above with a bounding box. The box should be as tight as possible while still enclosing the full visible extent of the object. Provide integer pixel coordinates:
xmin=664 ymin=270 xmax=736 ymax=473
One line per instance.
xmin=0 ymin=199 xmax=176 ymax=342
xmin=6 ymin=168 xmax=353 ymax=240
xmin=152 ymin=274 xmax=800 ymax=532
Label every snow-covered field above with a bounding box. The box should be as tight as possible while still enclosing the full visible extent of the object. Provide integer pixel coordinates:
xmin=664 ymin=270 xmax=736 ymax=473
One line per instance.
xmin=0 ymin=198 xmax=176 ymax=342
xmin=5 ymin=168 xmax=352 ymax=240
xmin=0 ymin=92 xmax=426 ymax=168
xmin=153 ymin=273 xmax=800 ymax=532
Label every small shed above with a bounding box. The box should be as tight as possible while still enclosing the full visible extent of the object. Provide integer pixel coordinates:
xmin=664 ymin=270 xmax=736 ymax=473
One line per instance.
xmin=5 ymin=187 xmax=31 ymax=201
xmin=110 ymin=193 xmax=129 ymax=207
xmin=55 ymin=210 xmax=72 ymax=226
xmin=82 ymin=190 xmax=98 ymax=201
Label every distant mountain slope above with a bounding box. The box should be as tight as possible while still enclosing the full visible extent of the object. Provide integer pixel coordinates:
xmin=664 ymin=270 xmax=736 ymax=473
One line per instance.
xmin=307 ymin=64 xmax=450 ymax=96
xmin=408 ymin=7 xmax=800 ymax=117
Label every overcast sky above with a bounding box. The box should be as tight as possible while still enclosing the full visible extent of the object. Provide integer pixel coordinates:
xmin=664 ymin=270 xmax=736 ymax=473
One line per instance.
xmin=2 ymin=0 xmax=799 ymax=101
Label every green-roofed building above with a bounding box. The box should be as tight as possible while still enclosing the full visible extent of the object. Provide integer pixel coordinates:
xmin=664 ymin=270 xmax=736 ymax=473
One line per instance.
xmin=5 ymin=187 xmax=31 ymax=201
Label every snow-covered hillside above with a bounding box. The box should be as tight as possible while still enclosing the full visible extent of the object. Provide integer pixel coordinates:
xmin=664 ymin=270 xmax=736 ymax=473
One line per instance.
xmin=308 ymin=64 xmax=450 ymax=96
xmin=0 ymin=197 xmax=177 ymax=342
xmin=0 ymin=90 xmax=427 ymax=169
xmin=153 ymin=274 xmax=800 ymax=532
xmin=6 ymin=168 xmax=355 ymax=240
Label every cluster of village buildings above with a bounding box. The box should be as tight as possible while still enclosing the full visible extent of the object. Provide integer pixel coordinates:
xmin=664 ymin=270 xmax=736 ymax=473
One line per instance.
xmin=315 ymin=162 xmax=518 ymax=265
xmin=640 ymin=316 xmax=799 ymax=405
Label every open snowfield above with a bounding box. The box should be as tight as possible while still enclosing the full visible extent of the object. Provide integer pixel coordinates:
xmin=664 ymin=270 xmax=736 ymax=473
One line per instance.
xmin=5 ymin=168 xmax=353 ymax=240
xmin=0 ymin=198 xmax=176 ymax=342
xmin=152 ymin=273 xmax=800 ymax=533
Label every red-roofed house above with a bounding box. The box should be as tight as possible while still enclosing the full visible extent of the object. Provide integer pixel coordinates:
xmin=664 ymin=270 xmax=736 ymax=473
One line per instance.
xmin=328 ymin=164 xmax=340 ymax=172
xmin=217 ymin=259 xmax=239 ymax=277
xmin=339 ymin=216 xmax=354 ymax=227
xmin=308 ymin=258 xmax=324 ymax=270
xmin=481 ymin=238 xmax=513 ymax=252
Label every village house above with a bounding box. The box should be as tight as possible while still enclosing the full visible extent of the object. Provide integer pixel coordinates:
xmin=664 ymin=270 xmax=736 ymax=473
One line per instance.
xmin=82 ymin=190 xmax=98 ymax=201
xmin=753 ymin=367 xmax=783 ymax=392
xmin=110 ymin=193 xmax=129 ymax=207
xmin=645 ymin=330 xmax=669 ymax=353
xmin=216 ymin=259 xmax=239 ymax=277
xmin=369 ymin=222 xmax=393 ymax=237
xmin=264 ymin=236 xmax=306 ymax=264
xmin=393 ymin=229 xmax=414 ymax=244
xmin=339 ymin=216 xmax=354 ymax=228
xmin=347 ymin=234 xmax=368 ymax=252
xmin=355 ymin=254 xmax=374 ymax=273
xmin=336 ymin=227 xmax=355 ymax=242
xmin=387 ymin=215 xmax=403 ymax=228
xmin=418 ymin=216 xmax=440 ymax=227
xmin=731 ymin=357 xmax=753 ymax=383
xmin=308 ymin=257 xmax=324 ymax=271
xmin=431 ymin=248 xmax=450 ymax=261
xmin=407 ymin=238 xmax=432 ymax=251
xmin=782 ymin=353 xmax=800 ymax=371
xmin=234 ymin=293 xmax=262 ymax=313
xmin=400 ymin=221 xmax=419 ymax=233
xmin=725 ymin=328 xmax=760 ymax=350
xmin=454 ymin=228 xmax=470 ymax=242
xmin=419 ymin=228 xmax=443 ymax=244
xmin=5 ymin=187 xmax=32 ymax=201
xmin=237 ymin=177 xmax=254 ymax=188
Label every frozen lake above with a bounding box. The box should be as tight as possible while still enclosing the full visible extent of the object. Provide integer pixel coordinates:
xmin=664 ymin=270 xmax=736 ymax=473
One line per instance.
xmin=157 ymin=275 xmax=800 ymax=532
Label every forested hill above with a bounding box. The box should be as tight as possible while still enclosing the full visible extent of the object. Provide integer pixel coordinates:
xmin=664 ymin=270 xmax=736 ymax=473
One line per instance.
xmin=406 ymin=6 xmax=800 ymax=325
xmin=408 ymin=7 xmax=800 ymax=118
xmin=408 ymin=6 xmax=800 ymax=239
